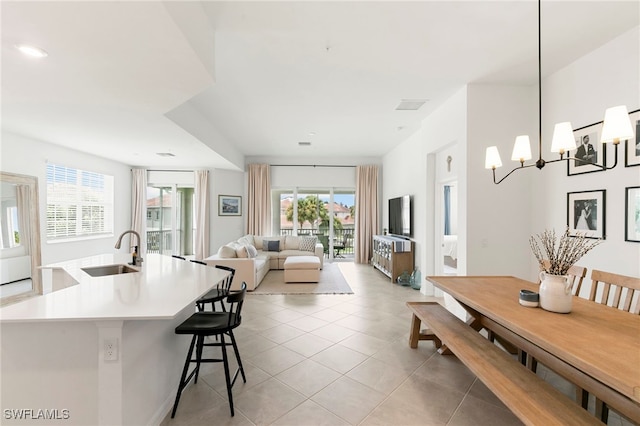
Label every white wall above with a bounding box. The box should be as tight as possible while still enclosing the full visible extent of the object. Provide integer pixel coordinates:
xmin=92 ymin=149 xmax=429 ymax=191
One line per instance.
xmin=0 ymin=132 xmax=131 ymax=265
xmin=383 ymin=87 xmax=468 ymax=295
xmin=533 ymin=26 xmax=640 ymax=279
xmin=210 ymin=168 xmax=245 ymax=252
xmin=466 ymin=84 xmax=535 ymax=279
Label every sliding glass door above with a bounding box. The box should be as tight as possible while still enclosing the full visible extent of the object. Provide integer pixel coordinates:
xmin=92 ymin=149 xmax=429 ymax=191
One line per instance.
xmin=273 ymin=187 xmax=355 ymax=260
xmin=146 ymin=185 xmax=194 ymax=257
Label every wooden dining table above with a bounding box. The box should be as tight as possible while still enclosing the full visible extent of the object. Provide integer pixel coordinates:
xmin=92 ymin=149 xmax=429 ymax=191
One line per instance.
xmin=426 ymin=275 xmax=640 ymax=424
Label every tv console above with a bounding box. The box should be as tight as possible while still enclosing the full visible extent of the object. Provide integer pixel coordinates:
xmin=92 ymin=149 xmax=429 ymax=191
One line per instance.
xmin=372 ymin=235 xmax=414 ymax=282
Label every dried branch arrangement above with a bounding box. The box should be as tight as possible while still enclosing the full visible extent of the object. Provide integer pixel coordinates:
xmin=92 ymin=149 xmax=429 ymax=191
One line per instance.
xmin=529 ymin=228 xmax=602 ymax=276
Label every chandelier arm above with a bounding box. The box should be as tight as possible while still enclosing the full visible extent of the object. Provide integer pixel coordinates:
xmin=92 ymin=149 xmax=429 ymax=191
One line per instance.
xmin=545 ymin=144 xmax=619 ymax=170
xmin=492 ymin=163 xmax=538 ymax=185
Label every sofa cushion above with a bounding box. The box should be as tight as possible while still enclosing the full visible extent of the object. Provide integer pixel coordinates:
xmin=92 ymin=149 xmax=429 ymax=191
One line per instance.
xmin=264 ymin=240 xmax=280 ymax=252
xmin=218 ymin=244 xmax=238 ymax=258
xmin=284 ymin=235 xmax=300 ymax=250
xmin=299 ymin=236 xmax=317 ymax=252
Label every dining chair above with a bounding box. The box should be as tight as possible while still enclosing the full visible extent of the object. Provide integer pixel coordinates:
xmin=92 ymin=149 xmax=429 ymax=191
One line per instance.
xmin=582 ymin=269 xmax=640 ymax=422
xmin=586 ymin=269 xmax=640 ymax=313
xmin=172 ymin=255 xmax=186 ymax=260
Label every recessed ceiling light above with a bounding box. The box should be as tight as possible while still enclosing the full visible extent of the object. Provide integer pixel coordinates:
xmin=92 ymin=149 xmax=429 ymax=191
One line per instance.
xmin=15 ymin=44 xmax=48 ymax=58
xmin=308 ymin=132 xmax=316 ymax=136
xmin=395 ymin=99 xmax=428 ymax=111
xmin=156 ymin=152 xmax=175 ymax=157
xmin=298 ymin=142 xmax=311 ymax=146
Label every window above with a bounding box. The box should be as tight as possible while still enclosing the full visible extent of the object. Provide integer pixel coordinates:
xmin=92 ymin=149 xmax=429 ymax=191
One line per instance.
xmin=273 ymin=187 xmax=355 ymax=259
xmin=46 ymin=164 xmax=114 ymax=241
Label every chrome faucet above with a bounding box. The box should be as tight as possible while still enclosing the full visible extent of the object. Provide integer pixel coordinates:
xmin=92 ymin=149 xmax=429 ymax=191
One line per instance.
xmin=115 ymin=230 xmax=143 ymax=266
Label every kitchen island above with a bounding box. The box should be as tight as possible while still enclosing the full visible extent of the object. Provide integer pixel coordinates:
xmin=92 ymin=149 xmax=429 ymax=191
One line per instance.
xmin=0 ymin=254 xmax=230 ymax=426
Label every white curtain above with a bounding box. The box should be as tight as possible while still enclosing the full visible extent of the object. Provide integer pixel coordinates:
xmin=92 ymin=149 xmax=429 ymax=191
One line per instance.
xmin=194 ymin=170 xmax=210 ymax=259
xmin=247 ymin=164 xmax=271 ymax=236
xmin=131 ymin=169 xmax=147 ymax=255
xmin=355 ymin=165 xmax=379 ymax=264
xmin=15 ymin=185 xmax=31 ymax=254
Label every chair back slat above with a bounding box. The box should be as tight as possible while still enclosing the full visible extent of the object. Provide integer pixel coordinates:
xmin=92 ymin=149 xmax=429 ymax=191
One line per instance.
xmin=589 ymin=269 xmax=640 ymax=314
xmin=215 ymin=264 xmax=236 ymax=292
xmin=567 ymin=265 xmax=587 ymax=296
xmin=226 ymin=282 xmax=247 ymax=328
xmin=190 ymin=259 xmax=207 ymax=266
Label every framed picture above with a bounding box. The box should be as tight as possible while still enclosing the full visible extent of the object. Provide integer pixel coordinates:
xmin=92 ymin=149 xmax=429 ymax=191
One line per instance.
xmin=218 ymin=195 xmax=241 ymax=216
xmin=567 ymin=121 xmax=606 ymax=176
xmin=567 ymin=189 xmax=606 ymax=239
xmin=625 ymin=186 xmax=640 ymax=243
xmin=625 ymin=109 xmax=640 ymax=167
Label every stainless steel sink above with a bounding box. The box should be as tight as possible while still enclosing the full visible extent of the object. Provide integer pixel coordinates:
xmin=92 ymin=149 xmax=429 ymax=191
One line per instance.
xmin=81 ymin=264 xmax=138 ymax=277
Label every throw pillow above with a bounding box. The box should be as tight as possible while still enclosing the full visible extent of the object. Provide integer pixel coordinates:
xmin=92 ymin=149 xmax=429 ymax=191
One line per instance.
xmin=245 ymin=244 xmax=258 ymax=258
xmin=263 ymin=240 xmax=280 ymax=252
xmin=238 ymin=235 xmax=254 ymax=247
xmin=299 ymin=236 xmax=317 ymax=252
xmin=236 ymin=245 xmax=248 ymax=258
xmin=218 ymin=244 xmax=237 ymax=258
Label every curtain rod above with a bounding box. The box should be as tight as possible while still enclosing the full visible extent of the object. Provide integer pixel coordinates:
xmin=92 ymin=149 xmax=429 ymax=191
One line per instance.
xmin=132 ymin=169 xmax=195 ymax=172
xmin=270 ymin=164 xmax=356 ymax=168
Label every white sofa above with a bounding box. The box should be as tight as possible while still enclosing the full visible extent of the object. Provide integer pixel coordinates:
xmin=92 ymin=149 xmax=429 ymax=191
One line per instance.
xmin=204 ymin=234 xmax=324 ymax=291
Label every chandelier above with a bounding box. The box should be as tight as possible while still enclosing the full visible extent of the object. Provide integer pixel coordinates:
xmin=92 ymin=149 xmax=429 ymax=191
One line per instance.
xmin=484 ymin=0 xmax=635 ymax=185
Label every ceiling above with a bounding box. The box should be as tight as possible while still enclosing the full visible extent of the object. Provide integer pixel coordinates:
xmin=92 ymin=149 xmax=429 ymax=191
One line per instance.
xmin=2 ymin=1 xmax=638 ymax=170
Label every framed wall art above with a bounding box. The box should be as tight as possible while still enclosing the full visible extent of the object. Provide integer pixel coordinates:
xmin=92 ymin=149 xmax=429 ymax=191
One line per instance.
xmin=567 ymin=189 xmax=606 ymax=239
xmin=218 ymin=195 xmax=242 ymax=216
xmin=625 ymin=109 xmax=640 ymax=167
xmin=567 ymin=122 xmax=606 ymax=176
xmin=625 ymin=186 xmax=640 ymax=243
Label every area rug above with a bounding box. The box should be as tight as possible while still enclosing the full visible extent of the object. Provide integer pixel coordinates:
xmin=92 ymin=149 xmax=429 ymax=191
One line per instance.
xmin=249 ymin=262 xmax=353 ymax=295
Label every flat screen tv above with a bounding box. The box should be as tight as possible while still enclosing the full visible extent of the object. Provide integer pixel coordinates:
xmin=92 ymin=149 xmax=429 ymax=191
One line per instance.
xmin=388 ymin=195 xmax=412 ymax=237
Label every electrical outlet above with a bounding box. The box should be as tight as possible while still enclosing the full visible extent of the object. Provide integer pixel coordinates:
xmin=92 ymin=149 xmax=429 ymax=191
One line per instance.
xmin=104 ymin=338 xmax=119 ymax=361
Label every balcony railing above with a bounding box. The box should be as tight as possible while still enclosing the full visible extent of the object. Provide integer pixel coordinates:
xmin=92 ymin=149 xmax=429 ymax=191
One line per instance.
xmin=279 ymin=228 xmax=354 ymax=256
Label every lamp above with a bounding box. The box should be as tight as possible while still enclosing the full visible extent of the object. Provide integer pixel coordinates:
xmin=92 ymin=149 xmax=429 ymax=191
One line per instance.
xmin=486 ymin=0 xmax=635 ymax=184
xmin=550 ymin=122 xmax=576 ymax=155
xmin=511 ymin=136 xmax=532 ymax=163
xmin=485 ymin=146 xmax=502 ymax=169
xmin=601 ymin=105 xmax=634 ymax=143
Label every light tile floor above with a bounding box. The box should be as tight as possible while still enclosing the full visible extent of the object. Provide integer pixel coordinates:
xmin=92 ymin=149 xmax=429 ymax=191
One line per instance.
xmin=161 ymin=263 xmax=633 ymax=426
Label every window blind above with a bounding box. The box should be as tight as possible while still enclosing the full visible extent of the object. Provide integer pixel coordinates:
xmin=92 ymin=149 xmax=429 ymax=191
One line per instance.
xmin=46 ymin=164 xmax=114 ymax=240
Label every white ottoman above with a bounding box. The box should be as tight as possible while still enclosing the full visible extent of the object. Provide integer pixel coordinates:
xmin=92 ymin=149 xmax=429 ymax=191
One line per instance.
xmin=284 ymin=256 xmax=321 ymax=283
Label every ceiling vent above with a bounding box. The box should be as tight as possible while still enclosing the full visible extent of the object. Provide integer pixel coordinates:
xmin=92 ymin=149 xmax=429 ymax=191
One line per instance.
xmin=156 ymin=152 xmax=175 ymax=157
xmin=395 ymin=99 xmax=428 ymax=111
xmin=298 ymin=142 xmax=311 ymax=146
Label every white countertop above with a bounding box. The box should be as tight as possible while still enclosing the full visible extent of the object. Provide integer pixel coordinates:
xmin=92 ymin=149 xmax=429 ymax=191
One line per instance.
xmin=0 ymin=254 xmax=229 ymax=323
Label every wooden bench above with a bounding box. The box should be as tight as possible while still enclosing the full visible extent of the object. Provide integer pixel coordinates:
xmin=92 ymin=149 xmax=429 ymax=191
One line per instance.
xmin=406 ymin=302 xmax=602 ymax=426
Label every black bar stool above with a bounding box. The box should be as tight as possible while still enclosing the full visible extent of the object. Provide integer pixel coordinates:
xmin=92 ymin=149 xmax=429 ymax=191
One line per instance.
xmin=195 ymin=264 xmax=235 ymax=312
xmin=171 ymin=282 xmax=247 ymax=418
xmin=172 ymin=255 xmax=186 ymax=260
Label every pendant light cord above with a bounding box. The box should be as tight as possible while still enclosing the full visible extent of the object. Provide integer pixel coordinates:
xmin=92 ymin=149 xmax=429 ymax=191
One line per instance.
xmin=535 ymin=0 xmax=546 ymax=169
